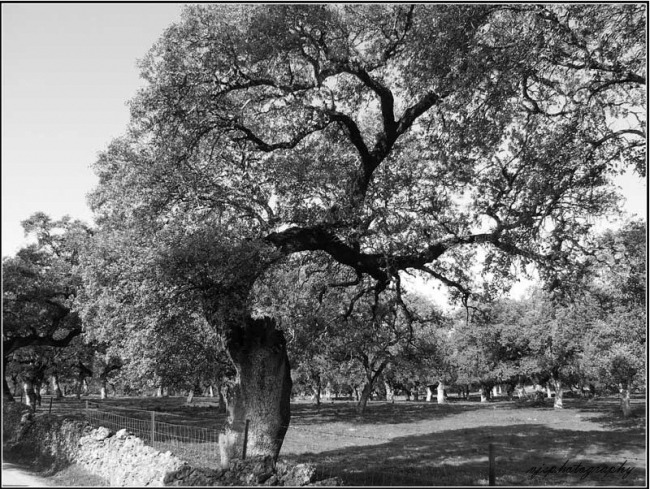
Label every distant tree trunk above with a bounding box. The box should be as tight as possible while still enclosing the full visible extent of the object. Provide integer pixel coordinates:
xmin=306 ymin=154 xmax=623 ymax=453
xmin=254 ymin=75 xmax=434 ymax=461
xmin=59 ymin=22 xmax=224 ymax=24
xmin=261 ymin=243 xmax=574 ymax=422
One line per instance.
xmin=51 ymin=373 xmax=64 ymax=399
xmin=324 ymin=382 xmax=332 ymax=401
xmin=3 ymin=375 xmax=15 ymax=402
xmin=3 ymin=357 xmax=15 ymax=402
xmin=311 ymin=374 xmax=321 ymax=406
xmin=156 ymin=386 xmax=163 ymax=397
xmin=356 ymin=360 xmax=387 ymax=415
xmin=492 ymin=385 xmax=499 ymax=397
xmin=216 ymin=385 xmax=226 ymax=411
xmin=404 ymin=388 xmax=412 ymax=401
xmin=99 ymin=364 xmax=121 ymax=400
xmin=517 ymin=383 xmax=526 ymax=398
xmin=208 ymin=385 xmax=215 ymax=397
xmin=13 ymin=374 xmax=21 ymax=396
xmin=479 ymin=385 xmax=491 ymax=403
xmin=546 ymin=382 xmax=554 ymax=398
xmin=220 ymin=316 xmax=292 ymax=462
xmin=426 ymin=386 xmax=434 ymax=402
xmin=34 ymin=380 xmax=43 ymax=406
xmin=412 ymin=389 xmax=419 ymax=401
xmin=588 ymin=383 xmax=597 ymax=398
xmin=357 ymin=382 xmax=373 ymax=414
xmin=23 ymin=379 xmax=37 ymax=412
xmin=619 ymin=383 xmax=632 ymax=417
xmin=75 ymin=362 xmax=92 ymax=399
xmin=553 ymin=377 xmax=563 ymax=409
xmin=187 ymin=388 xmax=195 ymax=403
xmin=384 ymin=381 xmax=395 ymax=403
xmin=437 ymin=382 xmax=446 ymax=404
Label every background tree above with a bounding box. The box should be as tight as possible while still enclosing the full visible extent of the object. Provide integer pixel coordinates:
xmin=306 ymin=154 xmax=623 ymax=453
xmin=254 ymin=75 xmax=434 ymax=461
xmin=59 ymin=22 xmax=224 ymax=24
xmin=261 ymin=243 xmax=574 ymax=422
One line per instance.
xmin=578 ymin=220 xmax=646 ymax=416
xmin=3 ymin=213 xmax=91 ymax=402
xmin=87 ymin=4 xmax=645 ymax=460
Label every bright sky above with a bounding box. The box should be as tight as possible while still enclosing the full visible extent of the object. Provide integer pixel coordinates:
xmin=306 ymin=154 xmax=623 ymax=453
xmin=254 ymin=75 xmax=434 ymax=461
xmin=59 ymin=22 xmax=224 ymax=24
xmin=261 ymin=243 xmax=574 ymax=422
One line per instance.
xmin=1 ymin=3 xmax=647 ymax=261
xmin=2 ymin=3 xmax=184 ymax=257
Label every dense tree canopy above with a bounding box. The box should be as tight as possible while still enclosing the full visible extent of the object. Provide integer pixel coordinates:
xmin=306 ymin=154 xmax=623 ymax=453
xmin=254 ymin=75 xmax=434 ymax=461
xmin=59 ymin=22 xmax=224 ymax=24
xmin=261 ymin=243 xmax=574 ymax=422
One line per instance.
xmin=90 ymin=4 xmax=645 ymax=311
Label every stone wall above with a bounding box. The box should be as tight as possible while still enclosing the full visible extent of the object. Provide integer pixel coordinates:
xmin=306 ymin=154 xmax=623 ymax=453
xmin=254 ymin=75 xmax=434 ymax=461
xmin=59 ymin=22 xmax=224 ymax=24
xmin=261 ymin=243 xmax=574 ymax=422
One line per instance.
xmin=3 ymin=403 xmax=342 ymax=486
xmin=74 ymin=427 xmax=187 ymax=486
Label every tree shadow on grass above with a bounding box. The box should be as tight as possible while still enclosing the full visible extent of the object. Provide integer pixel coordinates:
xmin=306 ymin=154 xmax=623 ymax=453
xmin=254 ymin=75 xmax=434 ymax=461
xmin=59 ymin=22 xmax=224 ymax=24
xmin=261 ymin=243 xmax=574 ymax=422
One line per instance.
xmin=290 ymin=399 xmax=488 ymax=426
xmin=563 ymin=396 xmax=646 ymax=432
xmin=281 ymin=424 xmax=646 ymax=486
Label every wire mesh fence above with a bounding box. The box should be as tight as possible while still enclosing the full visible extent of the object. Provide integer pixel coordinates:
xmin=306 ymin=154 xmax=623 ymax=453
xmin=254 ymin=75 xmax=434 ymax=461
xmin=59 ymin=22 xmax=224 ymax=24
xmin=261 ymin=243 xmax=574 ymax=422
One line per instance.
xmin=84 ymin=402 xmax=236 ymax=467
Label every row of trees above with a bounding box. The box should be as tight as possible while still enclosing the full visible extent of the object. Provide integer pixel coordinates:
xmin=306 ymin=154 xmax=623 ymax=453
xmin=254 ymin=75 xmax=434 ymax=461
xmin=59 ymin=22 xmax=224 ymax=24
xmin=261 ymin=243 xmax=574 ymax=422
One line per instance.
xmin=276 ymin=219 xmax=646 ymax=416
xmin=3 ymin=4 xmax=645 ymax=463
xmin=4 ymin=215 xmax=644 ymax=413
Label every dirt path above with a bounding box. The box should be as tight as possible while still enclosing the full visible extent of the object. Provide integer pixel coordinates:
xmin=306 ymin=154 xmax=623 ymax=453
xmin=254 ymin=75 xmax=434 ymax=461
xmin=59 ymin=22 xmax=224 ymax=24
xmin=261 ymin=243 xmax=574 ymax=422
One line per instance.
xmin=2 ymin=462 xmax=52 ymax=487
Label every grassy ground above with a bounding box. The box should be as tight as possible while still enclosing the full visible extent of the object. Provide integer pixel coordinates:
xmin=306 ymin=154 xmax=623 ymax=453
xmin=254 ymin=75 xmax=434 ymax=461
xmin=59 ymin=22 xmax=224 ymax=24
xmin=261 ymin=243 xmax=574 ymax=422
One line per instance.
xmin=24 ymin=393 xmax=647 ymax=486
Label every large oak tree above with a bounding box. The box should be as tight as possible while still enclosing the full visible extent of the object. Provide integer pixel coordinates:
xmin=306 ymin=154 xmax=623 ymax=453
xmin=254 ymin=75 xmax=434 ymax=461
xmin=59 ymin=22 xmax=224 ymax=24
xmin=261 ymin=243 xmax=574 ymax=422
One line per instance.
xmin=87 ymin=4 xmax=645 ymax=460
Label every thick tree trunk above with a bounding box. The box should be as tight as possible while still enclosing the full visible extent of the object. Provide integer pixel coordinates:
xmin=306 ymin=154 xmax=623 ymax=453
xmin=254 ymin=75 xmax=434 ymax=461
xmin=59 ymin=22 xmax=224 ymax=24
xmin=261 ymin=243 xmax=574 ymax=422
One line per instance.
xmin=437 ymin=382 xmax=446 ymax=404
xmin=222 ymin=316 xmax=292 ymax=462
xmin=553 ymin=378 xmax=563 ymax=409
xmin=546 ymin=382 xmax=554 ymax=399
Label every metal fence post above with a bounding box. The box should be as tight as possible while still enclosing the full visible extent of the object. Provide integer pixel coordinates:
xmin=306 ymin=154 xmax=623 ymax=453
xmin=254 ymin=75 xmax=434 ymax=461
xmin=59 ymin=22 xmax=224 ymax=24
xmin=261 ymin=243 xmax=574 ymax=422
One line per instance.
xmin=488 ymin=443 xmax=495 ymax=486
xmin=151 ymin=411 xmax=156 ymax=446
xmin=242 ymin=420 xmax=250 ymax=460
